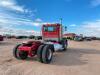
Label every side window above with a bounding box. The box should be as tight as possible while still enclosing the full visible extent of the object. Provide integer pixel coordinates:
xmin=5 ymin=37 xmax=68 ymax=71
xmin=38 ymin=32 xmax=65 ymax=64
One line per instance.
xmin=44 ymin=27 xmax=48 ymax=31
xmin=48 ymin=27 xmax=54 ymax=31
xmin=43 ymin=26 xmax=56 ymax=32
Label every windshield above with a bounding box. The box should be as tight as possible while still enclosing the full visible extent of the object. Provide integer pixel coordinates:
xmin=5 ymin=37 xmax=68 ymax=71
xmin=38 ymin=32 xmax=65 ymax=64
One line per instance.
xmin=44 ymin=26 xmax=56 ymax=32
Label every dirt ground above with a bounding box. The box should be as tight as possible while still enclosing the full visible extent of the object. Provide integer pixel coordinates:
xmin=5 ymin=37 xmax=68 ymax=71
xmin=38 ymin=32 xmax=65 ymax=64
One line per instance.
xmin=0 ymin=39 xmax=100 ymax=75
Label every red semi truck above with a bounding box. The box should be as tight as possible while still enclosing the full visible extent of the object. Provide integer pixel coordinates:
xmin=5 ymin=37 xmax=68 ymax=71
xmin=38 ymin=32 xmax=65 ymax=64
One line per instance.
xmin=0 ymin=35 xmax=4 ymax=41
xmin=13 ymin=23 xmax=68 ymax=64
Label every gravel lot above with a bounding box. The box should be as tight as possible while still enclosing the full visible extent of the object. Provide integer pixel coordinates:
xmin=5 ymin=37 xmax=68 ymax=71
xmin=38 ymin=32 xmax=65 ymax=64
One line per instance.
xmin=0 ymin=39 xmax=100 ymax=75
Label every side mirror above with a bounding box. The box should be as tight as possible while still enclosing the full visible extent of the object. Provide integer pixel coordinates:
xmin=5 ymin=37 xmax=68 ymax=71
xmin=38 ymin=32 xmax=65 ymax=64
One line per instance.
xmin=65 ymin=26 xmax=67 ymax=31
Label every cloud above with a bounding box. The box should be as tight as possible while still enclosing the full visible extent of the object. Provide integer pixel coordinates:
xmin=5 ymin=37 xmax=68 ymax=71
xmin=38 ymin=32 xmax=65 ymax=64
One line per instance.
xmin=0 ymin=13 xmax=42 ymax=27
xmin=90 ymin=0 xmax=100 ymax=7
xmin=35 ymin=18 xmax=42 ymax=22
xmin=0 ymin=15 xmax=41 ymax=36
xmin=0 ymin=0 xmax=33 ymax=14
xmin=0 ymin=0 xmax=42 ymax=36
xmin=77 ymin=20 xmax=100 ymax=37
xmin=69 ymin=24 xmax=76 ymax=27
xmin=0 ymin=11 xmax=42 ymax=35
xmin=0 ymin=28 xmax=41 ymax=36
xmin=32 ymin=22 xmax=42 ymax=26
xmin=0 ymin=0 xmax=24 ymax=12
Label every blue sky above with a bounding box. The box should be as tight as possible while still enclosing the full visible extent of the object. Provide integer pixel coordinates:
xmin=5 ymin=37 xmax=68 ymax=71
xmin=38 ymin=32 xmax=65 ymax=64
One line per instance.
xmin=0 ymin=0 xmax=100 ymax=37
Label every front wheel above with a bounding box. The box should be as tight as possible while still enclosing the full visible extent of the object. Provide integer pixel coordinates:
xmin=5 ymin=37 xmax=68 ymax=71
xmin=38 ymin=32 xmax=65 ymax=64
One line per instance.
xmin=42 ymin=45 xmax=53 ymax=64
xmin=62 ymin=40 xmax=68 ymax=51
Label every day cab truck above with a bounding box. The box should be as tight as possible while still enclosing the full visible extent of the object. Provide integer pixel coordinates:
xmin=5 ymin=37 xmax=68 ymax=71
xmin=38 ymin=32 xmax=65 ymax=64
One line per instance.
xmin=13 ymin=23 xmax=68 ymax=64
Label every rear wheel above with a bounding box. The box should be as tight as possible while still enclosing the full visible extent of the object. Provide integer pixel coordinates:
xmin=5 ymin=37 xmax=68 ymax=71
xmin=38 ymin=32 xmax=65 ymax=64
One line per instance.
xmin=37 ymin=45 xmax=45 ymax=63
xmin=13 ymin=44 xmax=28 ymax=60
xmin=13 ymin=44 xmax=21 ymax=59
xmin=42 ymin=45 xmax=53 ymax=64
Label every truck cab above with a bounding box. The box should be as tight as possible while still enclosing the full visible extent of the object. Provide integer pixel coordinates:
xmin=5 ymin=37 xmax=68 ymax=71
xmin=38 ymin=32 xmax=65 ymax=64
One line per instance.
xmin=42 ymin=23 xmax=62 ymax=42
xmin=42 ymin=23 xmax=67 ymax=51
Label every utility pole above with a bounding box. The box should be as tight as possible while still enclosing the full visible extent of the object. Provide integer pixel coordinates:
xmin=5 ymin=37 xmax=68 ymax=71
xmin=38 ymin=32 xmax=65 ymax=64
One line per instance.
xmin=60 ymin=18 xmax=63 ymax=40
xmin=60 ymin=18 xmax=63 ymax=25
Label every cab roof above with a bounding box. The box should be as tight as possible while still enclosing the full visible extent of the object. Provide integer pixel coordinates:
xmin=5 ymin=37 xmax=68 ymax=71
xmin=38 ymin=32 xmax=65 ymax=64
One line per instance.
xmin=43 ymin=23 xmax=61 ymax=26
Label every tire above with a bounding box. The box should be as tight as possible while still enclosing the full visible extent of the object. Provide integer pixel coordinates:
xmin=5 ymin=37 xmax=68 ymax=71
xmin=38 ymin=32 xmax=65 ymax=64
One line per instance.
xmin=37 ymin=45 xmax=45 ymax=63
xmin=13 ymin=44 xmax=21 ymax=59
xmin=62 ymin=40 xmax=68 ymax=51
xmin=42 ymin=45 xmax=53 ymax=64
xmin=13 ymin=44 xmax=28 ymax=60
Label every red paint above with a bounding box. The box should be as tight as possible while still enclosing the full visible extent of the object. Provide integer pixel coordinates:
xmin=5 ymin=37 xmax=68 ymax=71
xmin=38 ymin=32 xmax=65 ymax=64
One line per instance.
xmin=42 ymin=24 xmax=61 ymax=38
xmin=18 ymin=41 xmax=41 ymax=57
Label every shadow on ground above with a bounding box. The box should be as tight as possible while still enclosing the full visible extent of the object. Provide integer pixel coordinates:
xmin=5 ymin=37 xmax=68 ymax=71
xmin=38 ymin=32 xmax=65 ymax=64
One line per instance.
xmin=51 ymin=48 xmax=100 ymax=66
